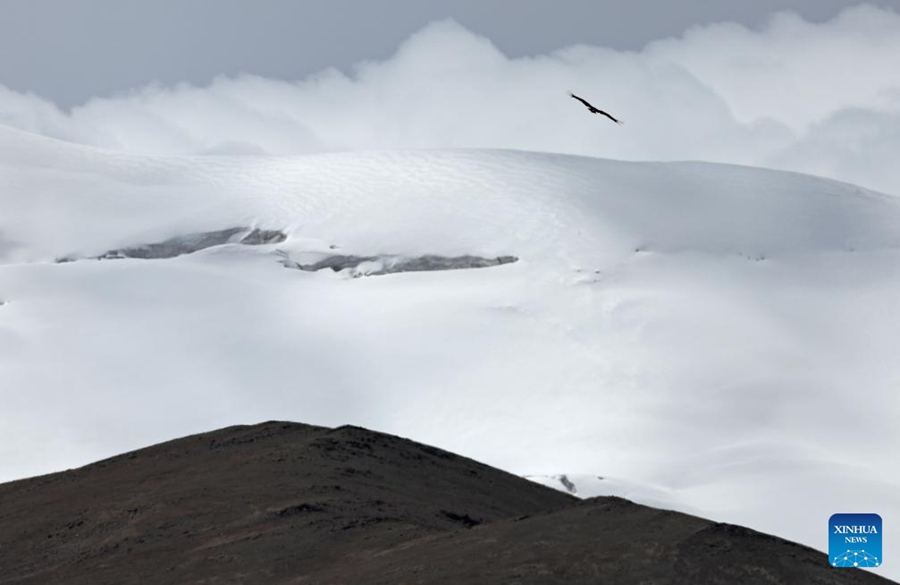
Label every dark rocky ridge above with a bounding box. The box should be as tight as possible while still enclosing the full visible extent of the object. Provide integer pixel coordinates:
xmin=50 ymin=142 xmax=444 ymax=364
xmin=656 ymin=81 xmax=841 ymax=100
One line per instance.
xmin=56 ymin=227 xmax=286 ymax=263
xmin=283 ymin=253 xmax=519 ymax=276
xmin=100 ymin=227 xmax=287 ymax=259
xmin=0 ymin=422 xmax=891 ymax=584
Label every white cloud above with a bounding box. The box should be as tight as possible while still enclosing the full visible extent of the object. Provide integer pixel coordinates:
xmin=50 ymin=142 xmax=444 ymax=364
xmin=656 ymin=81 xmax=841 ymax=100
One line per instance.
xmin=1 ymin=5 xmax=899 ymax=194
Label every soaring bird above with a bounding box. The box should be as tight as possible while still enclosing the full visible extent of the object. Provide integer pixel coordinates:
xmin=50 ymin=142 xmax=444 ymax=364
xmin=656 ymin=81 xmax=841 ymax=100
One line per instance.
xmin=570 ymin=93 xmax=622 ymax=125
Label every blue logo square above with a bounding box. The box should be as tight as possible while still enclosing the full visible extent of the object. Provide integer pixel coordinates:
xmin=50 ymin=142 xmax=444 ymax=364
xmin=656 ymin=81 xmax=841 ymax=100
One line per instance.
xmin=829 ymin=513 xmax=882 ymax=568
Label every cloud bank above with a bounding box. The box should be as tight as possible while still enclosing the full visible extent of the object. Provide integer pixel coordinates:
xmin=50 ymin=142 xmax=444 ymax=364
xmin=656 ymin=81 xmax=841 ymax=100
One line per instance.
xmin=2 ymin=4 xmax=899 ymax=194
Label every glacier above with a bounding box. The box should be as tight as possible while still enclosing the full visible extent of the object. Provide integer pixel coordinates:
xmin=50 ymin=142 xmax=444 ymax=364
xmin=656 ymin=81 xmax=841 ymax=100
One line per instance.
xmin=1 ymin=125 xmax=898 ymax=577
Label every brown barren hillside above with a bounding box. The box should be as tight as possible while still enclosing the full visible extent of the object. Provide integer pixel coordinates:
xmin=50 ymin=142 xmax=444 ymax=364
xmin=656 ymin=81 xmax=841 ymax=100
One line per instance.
xmin=0 ymin=421 xmax=892 ymax=584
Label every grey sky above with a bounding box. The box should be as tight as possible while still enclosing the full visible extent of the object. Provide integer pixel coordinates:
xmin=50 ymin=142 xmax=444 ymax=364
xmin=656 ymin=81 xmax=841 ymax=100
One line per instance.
xmin=2 ymin=0 xmax=898 ymax=108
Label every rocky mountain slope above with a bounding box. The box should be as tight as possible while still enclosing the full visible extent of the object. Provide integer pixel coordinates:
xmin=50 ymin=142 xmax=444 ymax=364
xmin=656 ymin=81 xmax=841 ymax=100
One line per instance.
xmin=0 ymin=422 xmax=891 ymax=584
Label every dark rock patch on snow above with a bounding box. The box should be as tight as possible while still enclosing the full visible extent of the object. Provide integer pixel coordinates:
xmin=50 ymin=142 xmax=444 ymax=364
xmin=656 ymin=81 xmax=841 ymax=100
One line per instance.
xmin=58 ymin=228 xmax=286 ymax=262
xmin=558 ymin=474 xmax=578 ymax=494
xmin=283 ymin=253 xmax=518 ymax=277
xmin=237 ymin=229 xmax=287 ymax=247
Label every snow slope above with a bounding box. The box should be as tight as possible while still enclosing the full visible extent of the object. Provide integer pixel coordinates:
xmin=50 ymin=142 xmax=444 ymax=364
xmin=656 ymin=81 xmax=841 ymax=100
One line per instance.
xmin=2 ymin=125 xmax=899 ymax=576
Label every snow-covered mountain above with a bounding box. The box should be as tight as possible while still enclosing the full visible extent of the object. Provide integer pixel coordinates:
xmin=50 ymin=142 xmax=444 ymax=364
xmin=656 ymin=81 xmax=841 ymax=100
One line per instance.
xmin=2 ymin=125 xmax=898 ymax=577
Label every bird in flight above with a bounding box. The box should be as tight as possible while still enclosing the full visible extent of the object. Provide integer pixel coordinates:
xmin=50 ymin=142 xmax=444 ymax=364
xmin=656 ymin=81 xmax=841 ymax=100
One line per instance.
xmin=570 ymin=93 xmax=622 ymax=125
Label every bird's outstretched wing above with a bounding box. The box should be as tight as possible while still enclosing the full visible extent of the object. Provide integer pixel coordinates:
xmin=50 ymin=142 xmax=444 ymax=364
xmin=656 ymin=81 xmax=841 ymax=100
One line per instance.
xmin=569 ymin=92 xmax=594 ymax=110
xmin=596 ymin=109 xmax=622 ymax=125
